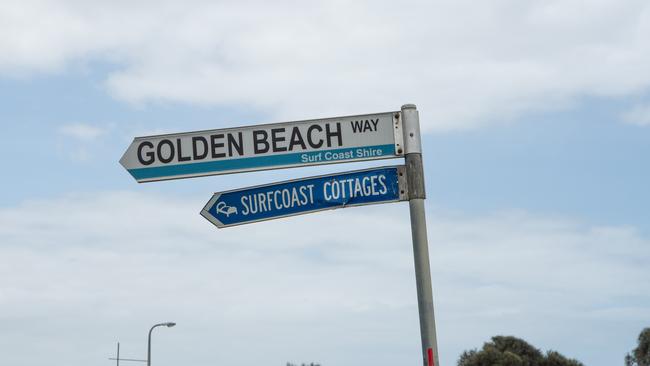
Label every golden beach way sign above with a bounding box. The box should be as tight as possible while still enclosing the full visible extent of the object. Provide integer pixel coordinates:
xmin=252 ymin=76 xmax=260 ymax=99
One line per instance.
xmin=120 ymin=112 xmax=403 ymax=182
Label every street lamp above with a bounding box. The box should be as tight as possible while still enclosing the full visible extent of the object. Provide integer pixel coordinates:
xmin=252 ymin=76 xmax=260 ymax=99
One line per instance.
xmin=147 ymin=322 xmax=176 ymax=366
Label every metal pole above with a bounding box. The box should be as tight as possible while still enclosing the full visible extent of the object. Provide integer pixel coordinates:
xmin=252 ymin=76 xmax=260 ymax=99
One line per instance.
xmin=401 ymin=104 xmax=440 ymax=366
xmin=147 ymin=322 xmax=175 ymax=366
xmin=147 ymin=325 xmax=156 ymax=366
xmin=117 ymin=342 xmax=120 ymax=366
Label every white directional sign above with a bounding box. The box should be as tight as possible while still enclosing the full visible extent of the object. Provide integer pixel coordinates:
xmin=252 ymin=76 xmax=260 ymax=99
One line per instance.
xmin=120 ymin=111 xmax=404 ymax=182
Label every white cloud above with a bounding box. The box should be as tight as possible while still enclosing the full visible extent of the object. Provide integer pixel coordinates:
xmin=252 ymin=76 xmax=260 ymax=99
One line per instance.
xmin=0 ymin=192 xmax=648 ymax=366
xmin=622 ymin=103 xmax=650 ymax=126
xmin=59 ymin=123 xmax=106 ymax=141
xmin=57 ymin=123 xmax=108 ymax=161
xmin=2 ymin=0 xmax=650 ymax=131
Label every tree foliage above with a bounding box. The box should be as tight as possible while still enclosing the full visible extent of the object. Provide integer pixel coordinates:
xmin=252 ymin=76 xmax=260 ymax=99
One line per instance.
xmin=626 ymin=328 xmax=650 ymax=366
xmin=458 ymin=336 xmax=583 ymax=366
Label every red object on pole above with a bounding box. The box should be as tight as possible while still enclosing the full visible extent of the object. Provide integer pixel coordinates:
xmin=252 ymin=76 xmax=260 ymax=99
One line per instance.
xmin=427 ymin=348 xmax=434 ymax=366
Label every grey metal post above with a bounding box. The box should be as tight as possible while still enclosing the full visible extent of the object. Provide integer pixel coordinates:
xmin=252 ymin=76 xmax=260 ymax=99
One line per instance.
xmin=117 ymin=342 xmax=120 ymax=366
xmin=401 ymin=104 xmax=440 ymax=366
xmin=147 ymin=325 xmax=155 ymax=366
xmin=147 ymin=322 xmax=176 ymax=366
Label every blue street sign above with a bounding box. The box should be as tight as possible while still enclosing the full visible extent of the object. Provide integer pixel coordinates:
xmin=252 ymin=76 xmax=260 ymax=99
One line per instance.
xmin=201 ymin=166 xmax=407 ymax=228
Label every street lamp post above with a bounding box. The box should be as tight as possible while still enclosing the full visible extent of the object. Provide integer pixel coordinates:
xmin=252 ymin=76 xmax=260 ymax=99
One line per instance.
xmin=147 ymin=322 xmax=176 ymax=366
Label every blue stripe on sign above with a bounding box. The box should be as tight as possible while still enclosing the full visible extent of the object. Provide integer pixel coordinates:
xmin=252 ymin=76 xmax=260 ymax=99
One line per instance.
xmin=128 ymin=144 xmax=396 ymax=180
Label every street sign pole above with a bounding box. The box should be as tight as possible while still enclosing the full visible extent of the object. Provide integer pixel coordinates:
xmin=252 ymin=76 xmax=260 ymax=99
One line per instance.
xmin=401 ymin=104 xmax=440 ymax=366
xmin=120 ymin=104 xmax=441 ymax=364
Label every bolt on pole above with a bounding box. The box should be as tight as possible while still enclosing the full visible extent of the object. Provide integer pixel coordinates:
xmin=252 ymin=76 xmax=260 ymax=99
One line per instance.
xmin=401 ymin=104 xmax=440 ymax=366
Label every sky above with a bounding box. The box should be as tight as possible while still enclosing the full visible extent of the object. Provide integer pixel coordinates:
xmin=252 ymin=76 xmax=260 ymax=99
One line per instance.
xmin=1 ymin=1 xmax=649 ymax=365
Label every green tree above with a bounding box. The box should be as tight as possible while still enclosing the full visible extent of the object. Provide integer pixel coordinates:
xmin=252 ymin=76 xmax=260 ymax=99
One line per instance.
xmin=626 ymin=328 xmax=650 ymax=366
xmin=544 ymin=351 xmax=583 ymax=366
xmin=458 ymin=336 xmax=583 ymax=366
